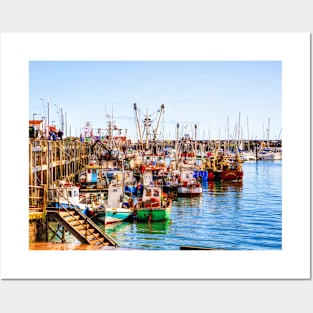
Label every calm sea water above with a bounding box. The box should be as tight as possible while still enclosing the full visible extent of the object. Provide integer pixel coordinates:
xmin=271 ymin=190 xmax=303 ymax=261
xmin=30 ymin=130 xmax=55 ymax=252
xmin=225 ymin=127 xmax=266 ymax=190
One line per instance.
xmin=98 ymin=161 xmax=282 ymax=250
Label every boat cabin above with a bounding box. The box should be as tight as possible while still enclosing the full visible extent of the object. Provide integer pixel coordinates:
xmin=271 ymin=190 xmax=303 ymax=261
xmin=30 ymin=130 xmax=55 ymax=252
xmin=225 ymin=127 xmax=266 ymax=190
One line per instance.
xmin=48 ymin=184 xmax=80 ymax=207
xmin=142 ymin=186 xmax=162 ymax=208
xmin=107 ymin=184 xmax=123 ymax=208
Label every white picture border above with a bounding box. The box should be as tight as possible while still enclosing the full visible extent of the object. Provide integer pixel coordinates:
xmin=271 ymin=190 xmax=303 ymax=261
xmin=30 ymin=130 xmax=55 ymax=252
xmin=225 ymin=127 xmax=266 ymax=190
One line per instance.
xmin=0 ymin=32 xmax=310 ymax=279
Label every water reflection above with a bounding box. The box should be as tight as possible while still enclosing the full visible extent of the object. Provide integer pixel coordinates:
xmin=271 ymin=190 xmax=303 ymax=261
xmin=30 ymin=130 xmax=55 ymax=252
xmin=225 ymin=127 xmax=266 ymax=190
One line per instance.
xmin=102 ymin=219 xmax=171 ymax=235
xmin=205 ymin=181 xmax=243 ymax=196
xmin=174 ymin=195 xmax=202 ymax=208
xmin=97 ymin=219 xmax=173 ymax=250
xmin=98 ymin=219 xmax=172 ymax=248
xmin=103 ymin=221 xmax=129 ymax=233
xmin=135 ymin=220 xmax=171 ymax=234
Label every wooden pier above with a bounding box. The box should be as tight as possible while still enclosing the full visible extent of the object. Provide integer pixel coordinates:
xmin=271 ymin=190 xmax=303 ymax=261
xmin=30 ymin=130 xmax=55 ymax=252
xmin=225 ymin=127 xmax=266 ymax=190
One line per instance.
xmin=29 ymin=139 xmax=89 ymax=187
xmin=28 ymin=138 xmax=119 ymax=247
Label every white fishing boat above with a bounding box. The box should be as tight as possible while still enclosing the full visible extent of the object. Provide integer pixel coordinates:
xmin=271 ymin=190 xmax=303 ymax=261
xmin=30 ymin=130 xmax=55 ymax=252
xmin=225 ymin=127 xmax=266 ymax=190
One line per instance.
xmin=240 ymin=151 xmax=257 ymax=162
xmin=175 ymin=169 xmax=202 ymax=197
xmin=258 ymin=148 xmax=282 ymax=160
xmin=47 ymin=180 xmax=92 ymax=216
xmin=96 ymin=184 xmax=135 ymax=224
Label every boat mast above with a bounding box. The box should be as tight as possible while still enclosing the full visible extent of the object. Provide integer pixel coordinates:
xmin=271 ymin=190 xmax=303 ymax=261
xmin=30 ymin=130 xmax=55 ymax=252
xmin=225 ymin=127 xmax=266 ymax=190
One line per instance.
xmin=153 ymin=104 xmax=165 ymax=141
xmin=247 ymin=115 xmax=250 ymax=151
xmin=266 ymin=117 xmax=270 ymax=147
xmin=47 ymin=100 xmax=51 ymax=187
xmin=227 ymin=116 xmax=229 ymax=154
xmin=175 ymin=123 xmax=179 ymax=165
xmin=133 ymin=103 xmax=143 ymax=148
xmin=144 ymin=108 xmax=150 ymax=150
xmin=237 ymin=113 xmax=241 ymax=156
xmin=194 ymin=124 xmax=197 ymax=157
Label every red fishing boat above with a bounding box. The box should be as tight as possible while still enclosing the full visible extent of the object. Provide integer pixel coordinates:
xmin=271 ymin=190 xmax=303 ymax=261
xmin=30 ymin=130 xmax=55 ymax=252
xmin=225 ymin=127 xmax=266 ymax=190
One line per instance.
xmin=205 ymin=154 xmax=243 ymax=182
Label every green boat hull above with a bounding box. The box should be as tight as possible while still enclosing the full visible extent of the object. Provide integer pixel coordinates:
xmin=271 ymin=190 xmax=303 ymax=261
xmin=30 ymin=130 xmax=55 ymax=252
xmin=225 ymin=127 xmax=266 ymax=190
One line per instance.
xmin=136 ymin=207 xmax=171 ymax=222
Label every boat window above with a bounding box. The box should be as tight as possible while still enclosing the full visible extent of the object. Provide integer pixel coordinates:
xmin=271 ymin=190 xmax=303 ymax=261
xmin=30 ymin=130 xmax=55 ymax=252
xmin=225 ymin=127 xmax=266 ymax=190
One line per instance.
xmin=153 ymin=189 xmax=160 ymax=197
xmin=68 ymin=190 xmax=72 ymax=197
xmin=146 ymin=189 xmax=152 ymax=196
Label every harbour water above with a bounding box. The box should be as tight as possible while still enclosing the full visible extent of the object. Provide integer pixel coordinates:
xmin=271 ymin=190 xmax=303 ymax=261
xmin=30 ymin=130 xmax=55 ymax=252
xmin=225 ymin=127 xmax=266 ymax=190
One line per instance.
xmin=97 ymin=160 xmax=282 ymax=250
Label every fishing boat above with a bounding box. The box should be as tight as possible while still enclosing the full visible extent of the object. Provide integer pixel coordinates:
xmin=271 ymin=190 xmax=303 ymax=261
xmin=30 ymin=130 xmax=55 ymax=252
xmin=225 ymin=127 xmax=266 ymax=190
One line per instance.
xmin=258 ymin=148 xmax=282 ymax=160
xmin=78 ymin=159 xmax=99 ymax=189
xmin=204 ymin=153 xmax=243 ymax=182
xmin=140 ymin=159 xmax=167 ymax=185
xmin=161 ymin=168 xmax=202 ymax=197
xmin=136 ymin=185 xmax=172 ymax=222
xmin=175 ymin=169 xmax=202 ymax=197
xmin=96 ymin=184 xmax=135 ymax=224
xmin=47 ymin=180 xmax=92 ymax=216
xmin=240 ymin=151 xmax=257 ymax=162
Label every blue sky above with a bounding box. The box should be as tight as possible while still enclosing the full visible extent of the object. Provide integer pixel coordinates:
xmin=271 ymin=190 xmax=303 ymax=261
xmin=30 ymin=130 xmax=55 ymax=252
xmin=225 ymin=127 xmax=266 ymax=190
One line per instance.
xmin=29 ymin=60 xmax=282 ymax=140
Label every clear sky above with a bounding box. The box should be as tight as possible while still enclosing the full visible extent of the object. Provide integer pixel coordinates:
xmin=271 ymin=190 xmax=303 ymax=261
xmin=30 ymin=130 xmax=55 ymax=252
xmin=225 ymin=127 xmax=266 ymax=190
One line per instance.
xmin=29 ymin=60 xmax=282 ymax=141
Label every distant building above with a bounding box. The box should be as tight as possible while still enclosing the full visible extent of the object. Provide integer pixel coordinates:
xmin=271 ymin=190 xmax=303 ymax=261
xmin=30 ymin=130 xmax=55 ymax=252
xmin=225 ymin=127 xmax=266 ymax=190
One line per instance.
xmin=29 ymin=120 xmax=57 ymax=139
xmin=29 ymin=119 xmax=45 ymax=132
